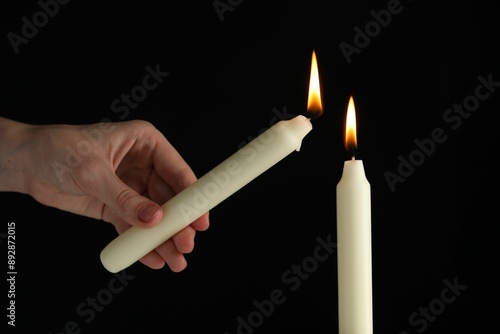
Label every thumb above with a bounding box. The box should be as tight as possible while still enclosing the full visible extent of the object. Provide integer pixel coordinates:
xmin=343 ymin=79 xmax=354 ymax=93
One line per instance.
xmin=97 ymin=173 xmax=162 ymax=228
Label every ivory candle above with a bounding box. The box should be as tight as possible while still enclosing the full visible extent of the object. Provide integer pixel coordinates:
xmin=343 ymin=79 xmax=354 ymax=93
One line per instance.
xmin=100 ymin=116 xmax=312 ymax=273
xmin=100 ymin=50 xmax=323 ymax=274
xmin=336 ymin=96 xmax=373 ymax=334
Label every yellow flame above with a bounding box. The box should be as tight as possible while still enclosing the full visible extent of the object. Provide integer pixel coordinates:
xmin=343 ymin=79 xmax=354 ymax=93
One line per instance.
xmin=307 ymin=50 xmax=323 ymax=117
xmin=345 ymin=95 xmax=357 ymax=150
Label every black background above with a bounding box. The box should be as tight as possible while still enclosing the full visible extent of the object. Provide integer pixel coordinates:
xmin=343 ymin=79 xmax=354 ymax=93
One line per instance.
xmin=1 ymin=0 xmax=499 ymax=333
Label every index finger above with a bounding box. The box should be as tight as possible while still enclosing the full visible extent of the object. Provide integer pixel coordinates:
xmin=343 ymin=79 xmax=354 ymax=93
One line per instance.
xmin=151 ymin=127 xmax=210 ymax=231
xmin=152 ymin=129 xmax=198 ymax=194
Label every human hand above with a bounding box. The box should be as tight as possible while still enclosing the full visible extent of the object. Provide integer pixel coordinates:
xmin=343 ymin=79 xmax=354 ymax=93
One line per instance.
xmin=0 ymin=117 xmax=209 ymax=272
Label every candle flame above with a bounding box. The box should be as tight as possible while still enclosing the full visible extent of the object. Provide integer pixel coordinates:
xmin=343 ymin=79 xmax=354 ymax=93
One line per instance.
xmin=345 ymin=95 xmax=357 ymax=155
xmin=307 ymin=50 xmax=323 ymax=118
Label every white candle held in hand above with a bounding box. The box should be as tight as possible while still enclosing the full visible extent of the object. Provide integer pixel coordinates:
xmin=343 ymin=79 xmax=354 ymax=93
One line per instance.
xmin=101 ymin=116 xmax=312 ymax=273
xmin=336 ymin=96 xmax=373 ymax=334
xmin=100 ymin=50 xmax=323 ymax=273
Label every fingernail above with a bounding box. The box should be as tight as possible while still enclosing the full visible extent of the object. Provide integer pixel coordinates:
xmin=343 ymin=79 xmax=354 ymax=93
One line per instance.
xmin=138 ymin=205 xmax=160 ymax=224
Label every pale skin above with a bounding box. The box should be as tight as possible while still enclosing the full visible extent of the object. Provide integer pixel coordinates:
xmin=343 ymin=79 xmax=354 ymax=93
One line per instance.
xmin=0 ymin=116 xmax=209 ymax=272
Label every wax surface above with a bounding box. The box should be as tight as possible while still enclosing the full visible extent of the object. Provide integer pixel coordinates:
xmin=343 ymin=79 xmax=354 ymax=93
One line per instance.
xmin=100 ymin=115 xmax=312 ymax=273
xmin=336 ymin=159 xmax=372 ymax=334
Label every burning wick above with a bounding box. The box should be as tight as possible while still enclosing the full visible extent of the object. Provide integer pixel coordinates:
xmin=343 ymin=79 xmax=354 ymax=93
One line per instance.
xmin=345 ymin=95 xmax=357 ymax=159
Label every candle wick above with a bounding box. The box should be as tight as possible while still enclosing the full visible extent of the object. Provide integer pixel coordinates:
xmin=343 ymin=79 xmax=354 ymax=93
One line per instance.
xmin=347 ymin=145 xmax=356 ymax=160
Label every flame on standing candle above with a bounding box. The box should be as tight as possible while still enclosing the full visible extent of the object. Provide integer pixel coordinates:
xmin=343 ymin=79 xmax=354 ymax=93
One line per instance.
xmin=307 ymin=50 xmax=323 ymax=119
xmin=345 ymin=95 xmax=357 ymax=158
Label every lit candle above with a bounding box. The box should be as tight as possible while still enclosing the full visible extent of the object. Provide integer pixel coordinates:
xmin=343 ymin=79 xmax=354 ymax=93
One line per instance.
xmin=336 ymin=96 xmax=372 ymax=334
xmin=100 ymin=51 xmax=323 ymax=273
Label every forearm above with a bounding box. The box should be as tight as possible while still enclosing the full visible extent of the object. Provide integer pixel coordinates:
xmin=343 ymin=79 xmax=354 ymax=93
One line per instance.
xmin=0 ymin=117 xmax=35 ymax=193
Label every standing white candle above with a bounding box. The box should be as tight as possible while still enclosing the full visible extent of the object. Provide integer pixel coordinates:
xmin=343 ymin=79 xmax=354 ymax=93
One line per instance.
xmin=336 ymin=96 xmax=372 ymax=334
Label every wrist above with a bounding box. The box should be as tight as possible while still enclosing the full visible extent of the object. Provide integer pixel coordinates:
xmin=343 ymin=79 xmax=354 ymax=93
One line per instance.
xmin=0 ymin=117 xmax=36 ymax=194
